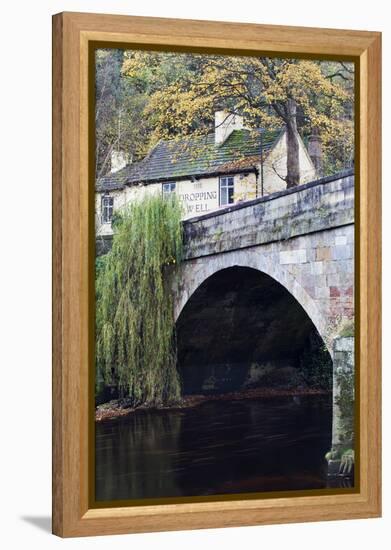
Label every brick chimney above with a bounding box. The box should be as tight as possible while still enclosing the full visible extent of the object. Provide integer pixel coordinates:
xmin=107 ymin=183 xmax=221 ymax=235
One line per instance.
xmin=215 ymin=110 xmax=244 ymax=145
xmin=307 ymin=129 xmax=322 ymax=174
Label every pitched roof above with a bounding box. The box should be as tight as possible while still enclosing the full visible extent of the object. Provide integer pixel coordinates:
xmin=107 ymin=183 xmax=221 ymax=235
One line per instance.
xmin=96 ymin=128 xmax=282 ymax=192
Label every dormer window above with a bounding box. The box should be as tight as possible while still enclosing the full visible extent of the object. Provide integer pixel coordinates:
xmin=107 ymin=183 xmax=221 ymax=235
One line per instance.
xmin=162 ymin=182 xmax=176 ymax=197
xmin=101 ymin=195 xmax=114 ymax=223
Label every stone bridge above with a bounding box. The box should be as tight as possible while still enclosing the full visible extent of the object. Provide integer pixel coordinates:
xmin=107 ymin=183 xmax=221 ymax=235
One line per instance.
xmin=173 ymin=171 xmax=355 ymax=472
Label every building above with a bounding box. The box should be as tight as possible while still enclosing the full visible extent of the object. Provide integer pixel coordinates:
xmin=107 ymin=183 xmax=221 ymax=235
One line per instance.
xmin=96 ymin=111 xmax=317 ymax=237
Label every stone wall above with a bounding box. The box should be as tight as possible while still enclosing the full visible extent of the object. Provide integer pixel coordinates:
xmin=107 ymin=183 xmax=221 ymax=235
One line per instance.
xmin=331 ymin=336 xmax=355 ymax=450
xmin=326 ymin=336 xmax=355 ymax=477
xmin=182 ymin=171 xmax=354 ymax=258
xmin=174 ymin=171 xmax=354 ymax=351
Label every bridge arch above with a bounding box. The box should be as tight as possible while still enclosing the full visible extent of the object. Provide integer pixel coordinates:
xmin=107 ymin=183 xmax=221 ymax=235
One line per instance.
xmin=173 ymin=248 xmax=328 ymax=351
xmin=175 ymin=263 xmax=333 ymax=400
xmin=170 ymin=172 xmax=355 ymax=474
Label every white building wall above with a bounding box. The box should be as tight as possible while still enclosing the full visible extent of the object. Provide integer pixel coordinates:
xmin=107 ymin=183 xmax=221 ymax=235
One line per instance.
xmin=95 ymin=134 xmax=316 ymax=235
xmin=177 ymin=173 xmax=257 ymax=219
xmin=176 ymin=177 xmax=219 ymax=218
xmin=95 ymin=173 xmax=258 ymax=234
xmin=95 ymin=189 xmax=126 ymax=237
xmin=233 ymin=172 xmax=257 ymax=203
xmin=261 ymin=132 xmax=316 ymax=194
xmin=95 ymin=183 xmax=161 ymax=236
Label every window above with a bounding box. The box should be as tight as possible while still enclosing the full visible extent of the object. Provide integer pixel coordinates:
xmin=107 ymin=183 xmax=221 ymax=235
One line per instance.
xmin=219 ymin=176 xmax=235 ymax=206
xmin=162 ymin=182 xmax=176 ymax=197
xmin=101 ymin=195 xmax=114 ymax=223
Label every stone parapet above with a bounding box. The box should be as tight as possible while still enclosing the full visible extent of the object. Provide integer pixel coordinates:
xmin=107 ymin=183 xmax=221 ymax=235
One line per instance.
xmin=183 ymin=172 xmax=354 ymax=260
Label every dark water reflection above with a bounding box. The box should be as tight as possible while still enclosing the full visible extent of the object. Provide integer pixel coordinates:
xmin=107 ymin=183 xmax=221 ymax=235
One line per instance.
xmin=95 ymin=395 xmax=333 ymax=502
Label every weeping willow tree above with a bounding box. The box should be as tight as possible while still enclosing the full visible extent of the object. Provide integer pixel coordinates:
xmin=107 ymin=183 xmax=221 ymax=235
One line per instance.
xmin=96 ymin=194 xmax=184 ymax=406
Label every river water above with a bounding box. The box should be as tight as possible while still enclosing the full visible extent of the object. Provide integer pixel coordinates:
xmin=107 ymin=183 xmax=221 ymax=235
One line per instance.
xmin=95 ymin=394 xmax=334 ymax=502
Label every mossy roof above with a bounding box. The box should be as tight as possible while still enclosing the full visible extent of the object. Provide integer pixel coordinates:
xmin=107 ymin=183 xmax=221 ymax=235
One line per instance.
xmin=97 ymin=128 xmax=282 ymax=192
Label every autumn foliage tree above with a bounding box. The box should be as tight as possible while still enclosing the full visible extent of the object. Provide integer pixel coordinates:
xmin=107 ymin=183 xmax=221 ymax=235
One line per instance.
xmin=122 ymin=52 xmax=354 ymax=187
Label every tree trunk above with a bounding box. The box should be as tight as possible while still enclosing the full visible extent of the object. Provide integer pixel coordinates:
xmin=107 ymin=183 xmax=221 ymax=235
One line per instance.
xmin=285 ymin=99 xmax=300 ymax=188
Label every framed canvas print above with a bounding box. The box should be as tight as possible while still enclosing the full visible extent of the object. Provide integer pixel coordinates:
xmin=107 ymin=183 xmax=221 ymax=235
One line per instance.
xmin=52 ymin=12 xmax=381 ymax=537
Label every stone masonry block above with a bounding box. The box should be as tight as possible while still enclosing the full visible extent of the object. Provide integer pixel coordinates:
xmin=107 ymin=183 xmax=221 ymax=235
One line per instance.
xmin=323 ymin=190 xmax=345 ymax=205
xmin=336 ymin=235 xmax=348 ymax=246
xmin=306 ymin=247 xmax=316 ymax=262
xmin=346 ymin=230 xmax=355 ymax=244
xmin=320 ymin=231 xmax=337 ymax=246
xmin=334 ymin=336 xmax=354 ymax=353
xmin=339 ymin=259 xmax=354 ymax=273
xmin=279 ymin=249 xmax=307 ymax=264
xmin=315 ymin=286 xmax=330 ymax=299
xmin=329 ymin=286 xmax=341 ymax=298
xmin=326 ymin=273 xmax=353 ymax=287
xmin=332 ymin=245 xmax=353 ymax=261
xmin=316 ymin=247 xmax=331 ymax=261
xmin=300 ymin=272 xmax=316 ymax=289
xmin=327 ymin=179 xmax=343 ymax=193
xmin=322 ymin=261 xmax=339 ymax=275
xmin=310 ymin=261 xmax=324 ymax=275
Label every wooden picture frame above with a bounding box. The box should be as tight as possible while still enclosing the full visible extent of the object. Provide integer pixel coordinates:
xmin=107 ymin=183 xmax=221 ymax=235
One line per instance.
xmin=52 ymin=11 xmax=381 ymax=537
